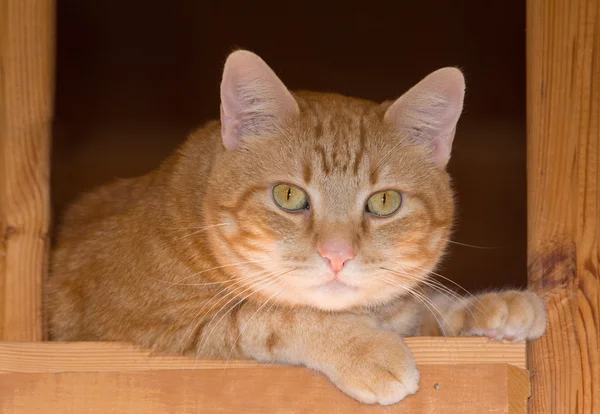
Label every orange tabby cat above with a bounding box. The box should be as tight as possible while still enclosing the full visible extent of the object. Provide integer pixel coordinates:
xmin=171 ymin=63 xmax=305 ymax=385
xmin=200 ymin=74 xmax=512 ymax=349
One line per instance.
xmin=47 ymin=50 xmax=546 ymax=405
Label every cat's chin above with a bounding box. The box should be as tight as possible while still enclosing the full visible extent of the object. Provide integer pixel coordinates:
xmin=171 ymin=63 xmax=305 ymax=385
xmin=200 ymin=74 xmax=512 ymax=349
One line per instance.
xmin=302 ymin=278 xmax=360 ymax=309
xmin=293 ymin=282 xmax=389 ymax=311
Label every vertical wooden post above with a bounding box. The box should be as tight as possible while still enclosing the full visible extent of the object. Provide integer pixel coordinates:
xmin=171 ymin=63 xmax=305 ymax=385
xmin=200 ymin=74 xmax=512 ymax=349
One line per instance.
xmin=527 ymin=0 xmax=599 ymax=412
xmin=0 ymin=0 xmax=55 ymax=340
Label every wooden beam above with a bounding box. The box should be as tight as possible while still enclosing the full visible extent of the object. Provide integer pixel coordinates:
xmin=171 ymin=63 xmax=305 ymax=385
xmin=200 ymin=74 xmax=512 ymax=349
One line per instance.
xmin=0 ymin=1 xmax=55 ymax=340
xmin=0 ymin=339 xmax=530 ymax=412
xmin=0 ymin=364 xmax=529 ymax=414
xmin=0 ymin=337 xmax=527 ymax=373
xmin=526 ymin=0 xmax=600 ymax=412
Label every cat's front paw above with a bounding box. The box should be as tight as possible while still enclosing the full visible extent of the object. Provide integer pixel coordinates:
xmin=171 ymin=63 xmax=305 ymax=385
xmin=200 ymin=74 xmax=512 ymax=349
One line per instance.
xmin=447 ymin=290 xmax=546 ymax=342
xmin=326 ymin=331 xmax=419 ymax=405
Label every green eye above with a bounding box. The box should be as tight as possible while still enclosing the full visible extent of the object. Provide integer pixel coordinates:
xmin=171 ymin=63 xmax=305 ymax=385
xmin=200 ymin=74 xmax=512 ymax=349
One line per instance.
xmin=366 ymin=190 xmax=402 ymax=217
xmin=272 ymin=184 xmax=309 ymax=212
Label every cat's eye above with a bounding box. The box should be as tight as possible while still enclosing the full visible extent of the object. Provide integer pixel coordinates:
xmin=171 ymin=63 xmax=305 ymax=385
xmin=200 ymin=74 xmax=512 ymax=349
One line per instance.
xmin=272 ymin=184 xmax=309 ymax=212
xmin=366 ymin=190 xmax=402 ymax=217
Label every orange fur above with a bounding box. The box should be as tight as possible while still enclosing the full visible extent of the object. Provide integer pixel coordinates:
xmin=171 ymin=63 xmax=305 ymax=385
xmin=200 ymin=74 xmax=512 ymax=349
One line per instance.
xmin=46 ymin=51 xmax=545 ymax=405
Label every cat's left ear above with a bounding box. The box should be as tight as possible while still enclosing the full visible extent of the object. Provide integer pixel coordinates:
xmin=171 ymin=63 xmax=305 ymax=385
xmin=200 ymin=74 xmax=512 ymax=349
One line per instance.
xmin=220 ymin=50 xmax=300 ymax=151
xmin=384 ymin=67 xmax=465 ymax=168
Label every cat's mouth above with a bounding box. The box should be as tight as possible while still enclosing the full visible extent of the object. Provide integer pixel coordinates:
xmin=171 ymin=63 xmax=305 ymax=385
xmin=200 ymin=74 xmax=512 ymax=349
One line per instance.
xmin=315 ymin=278 xmax=358 ymax=292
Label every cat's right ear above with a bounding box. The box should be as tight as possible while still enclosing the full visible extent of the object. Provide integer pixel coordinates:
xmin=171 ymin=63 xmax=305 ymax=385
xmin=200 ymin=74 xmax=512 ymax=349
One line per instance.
xmin=220 ymin=50 xmax=300 ymax=151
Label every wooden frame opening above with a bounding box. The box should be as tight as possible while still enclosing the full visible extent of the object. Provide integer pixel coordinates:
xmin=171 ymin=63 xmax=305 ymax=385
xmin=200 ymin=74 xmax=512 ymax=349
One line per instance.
xmin=1 ymin=0 xmax=598 ymax=412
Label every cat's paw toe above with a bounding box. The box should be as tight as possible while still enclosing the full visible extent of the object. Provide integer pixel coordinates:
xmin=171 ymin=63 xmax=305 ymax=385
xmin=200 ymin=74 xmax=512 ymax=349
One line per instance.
xmin=460 ymin=290 xmax=546 ymax=342
xmin=329 ymin=333 xmax=419 ymax=405
xmin=341 ymin=366 xmax=418 ymax=406
xmin=337 ymin=361 xmax=419 ymax=406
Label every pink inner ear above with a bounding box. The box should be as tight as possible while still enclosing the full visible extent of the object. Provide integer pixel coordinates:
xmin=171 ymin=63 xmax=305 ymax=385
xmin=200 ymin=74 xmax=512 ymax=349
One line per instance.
xmin=219 ymin=50 xmax=299 ymax=151
xmin=384 ymin=67 xmax=465 ymax=168
xmin=220 ymin=105 xmax=240 ymax=151
xmin=432 ymin=127 xmax=457 ymax=167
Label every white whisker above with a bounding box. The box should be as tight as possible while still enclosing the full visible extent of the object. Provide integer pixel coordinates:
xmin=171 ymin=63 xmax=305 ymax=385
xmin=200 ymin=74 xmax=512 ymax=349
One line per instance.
xmin=377 ymin=273 xmax=451 ymax=336
xmin=147 ymin=259 xmax=276 ymax=287
xmin=383 ymin=265 xmax=487 ymax=319
xmin=171 ymin=223 xmax=230 ymax=241
xmin=177 ymin=268 xmax=276 ymax=353
xmin=223 ymin=276 xmax=292 ymax=370
xmin=401 ymin=263 xmax=490 ymax=316
xmin=439 ymin=238 xmax=500 ymax=249
xmin=192 ymin=275 xmax=279 ymax=361
xmin=383 ymin=266 xmax=465 ymax=304
xmin=158 ymin=223 xmax=230 ymax=231
xmin=194 ymin=268 xmax=294 ymax=362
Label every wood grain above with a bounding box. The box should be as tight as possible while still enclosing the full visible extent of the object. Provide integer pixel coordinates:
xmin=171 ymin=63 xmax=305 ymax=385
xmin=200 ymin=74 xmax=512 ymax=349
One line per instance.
xmin=0 ymin=0 xmax=55 ymax=340
xmin=0 ymin=337 xmax=526 ymax=373
xmin=508 ymin=365 xmax=531 ymax=414
xmin=526 ymin=0 xmax=600 ymax=413
xmin=0 ymin=364 xmax=529 ymax=413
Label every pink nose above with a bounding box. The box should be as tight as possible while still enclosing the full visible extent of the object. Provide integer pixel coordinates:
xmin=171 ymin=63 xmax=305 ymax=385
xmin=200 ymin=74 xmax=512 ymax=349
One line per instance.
xmin=318 ymin=240 xmax=355 ymax=274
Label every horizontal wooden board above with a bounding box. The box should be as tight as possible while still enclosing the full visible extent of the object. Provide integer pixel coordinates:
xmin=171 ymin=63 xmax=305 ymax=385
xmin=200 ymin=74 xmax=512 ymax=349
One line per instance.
xmin=0 ymin=337 xmax=526 ymax=373
xmin=0 ymin=363 xmax=529 ymax=414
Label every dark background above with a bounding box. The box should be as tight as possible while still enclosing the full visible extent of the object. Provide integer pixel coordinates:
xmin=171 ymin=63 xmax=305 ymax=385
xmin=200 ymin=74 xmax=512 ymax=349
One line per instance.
xmin=52 ymin=1 xmax=526 ymax=291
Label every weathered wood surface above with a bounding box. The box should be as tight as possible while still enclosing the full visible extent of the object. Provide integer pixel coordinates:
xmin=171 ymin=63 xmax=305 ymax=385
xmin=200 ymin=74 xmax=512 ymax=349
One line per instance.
xmin=0 ymin=363 xmax=529 ymax=414
xmin=0 ymin=337 xmax=527 ymax=373
xmin=527 ymin=0 xmax=600 ymax=412
xmin=0 ymin=0 xmax=55 ymax=341
xmin=0 ymin=339 xmax=529 ymax=412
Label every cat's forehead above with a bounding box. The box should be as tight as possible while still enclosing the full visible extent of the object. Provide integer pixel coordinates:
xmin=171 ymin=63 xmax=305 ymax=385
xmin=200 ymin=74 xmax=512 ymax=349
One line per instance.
xmin=295 ymin=92 xmax=383 ymax=136
xmin=292 ymin=93 xmax=384 ymax=176
xmin=288 ymin=93 xmax=417 ymax=185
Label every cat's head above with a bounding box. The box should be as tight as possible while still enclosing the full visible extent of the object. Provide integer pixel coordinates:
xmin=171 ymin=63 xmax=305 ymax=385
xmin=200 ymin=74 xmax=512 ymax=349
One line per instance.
xmin=203 ymin=50 xmax=464 ymax=311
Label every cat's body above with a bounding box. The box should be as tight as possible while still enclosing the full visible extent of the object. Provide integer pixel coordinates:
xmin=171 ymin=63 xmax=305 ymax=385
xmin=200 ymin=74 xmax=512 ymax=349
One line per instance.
xmin=47 ymin=51 xmax=546 ymax=405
